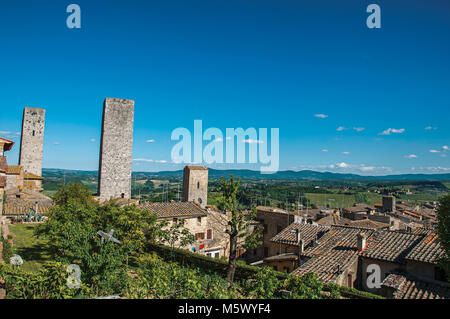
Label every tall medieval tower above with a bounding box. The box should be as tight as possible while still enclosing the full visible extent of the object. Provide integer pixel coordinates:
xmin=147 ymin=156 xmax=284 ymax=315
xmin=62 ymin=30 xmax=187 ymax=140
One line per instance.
xmin=182 ymin=165 xmax=208 ymax=208
xmin=19 ymin=107 xmax=45 ymax=177
xmin=98 ymin=98 xmax=135 ymax=202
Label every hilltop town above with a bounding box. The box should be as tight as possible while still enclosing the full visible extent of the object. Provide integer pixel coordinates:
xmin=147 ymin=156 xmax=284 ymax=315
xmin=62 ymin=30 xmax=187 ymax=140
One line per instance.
xmin=0 ymin=99 xmax=449 ymax=300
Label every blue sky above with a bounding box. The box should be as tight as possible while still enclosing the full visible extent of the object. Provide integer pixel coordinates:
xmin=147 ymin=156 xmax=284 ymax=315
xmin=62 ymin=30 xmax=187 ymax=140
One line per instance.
xmin=0 ymin=0 xmax=449 ymax=175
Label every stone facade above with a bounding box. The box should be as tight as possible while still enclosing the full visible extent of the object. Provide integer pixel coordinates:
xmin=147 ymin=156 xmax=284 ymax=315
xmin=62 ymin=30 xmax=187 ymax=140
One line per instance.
xmin=19 ymin=107 xmax=45 ymax=177
xmin=182 ymin=165 xmax=208 ymax=208
xmin=98 ymin=98 xmax=134 ymax=202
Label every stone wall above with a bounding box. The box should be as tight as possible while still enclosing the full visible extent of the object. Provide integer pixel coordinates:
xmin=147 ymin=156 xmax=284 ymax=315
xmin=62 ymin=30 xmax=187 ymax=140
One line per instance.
xmin=98 ymin=98 xmax=134 ymax=201
xmin=182 ymin=166 xmax=208 ymax=208
xmin=19 ymin=107 xmax=45 ymax=177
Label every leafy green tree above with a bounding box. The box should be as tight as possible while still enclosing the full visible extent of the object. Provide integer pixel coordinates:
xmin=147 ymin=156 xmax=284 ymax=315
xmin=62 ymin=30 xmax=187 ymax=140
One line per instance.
xmin=217 ymin=176 xmax=262 ymax=286
xmin=437 ymin=194 xmax=450 ymax=280
xmin=242 ymin=266 xmax=280 ymax=298
xmin=156 ymin=219 xmax=195 ymax=254
xmin=35 ymin=183 xmax=161 ymax=296
xmin=0 ymin=261 xmax=91 ymax=299
xmin=283 ymin=273 xmax=323 ymax=299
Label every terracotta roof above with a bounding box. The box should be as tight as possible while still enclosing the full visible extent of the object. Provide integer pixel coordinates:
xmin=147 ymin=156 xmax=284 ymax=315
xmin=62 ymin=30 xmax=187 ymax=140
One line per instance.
xmin=257 ymin=206 xmax=296 ymax=215
xmin=139 ymin=201 xmax=208 ymax=218
xmin=6 ymin=165 xmax=22 ymax=175
xmin=291 ymin=226 xmax=365 ymax=283
xmin=24 ymin=172 xmax=43 ymax=180
xmin=3 ymin=198 xmax=53 ymax=215
xmin=264 ymin=253 xmax=299 ymax=262
xmin=405 ymin=232 xmax=445 ymax=264
xmin=292 ymin=249 xmax=359 ymax=283
xmin=270 ymin=223 xmax=330 ymax=247
xmin=361 ymin=230 xmax=424 ymax=263
xmin=0 ymin=137 xmax=14 ymax=151
xmin=349 ymin=219 xmax=389 ymax=230
xmin=0 ymin=156 xmax=7 ymax=173
xmin=382 ymin=273 xmax=450 ymax=299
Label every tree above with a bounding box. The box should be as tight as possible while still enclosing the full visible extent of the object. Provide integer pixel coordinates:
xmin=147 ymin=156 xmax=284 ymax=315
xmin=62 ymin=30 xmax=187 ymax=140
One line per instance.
xmin=437 ymin=194 xmax=450 ymax=280
xmin=217 ymin=175 xmax=261 ymax=286
xmin=156 ymin=219 xmax=195 ymax=257
xmin=35 ymin=182 xmax=162 ymax=296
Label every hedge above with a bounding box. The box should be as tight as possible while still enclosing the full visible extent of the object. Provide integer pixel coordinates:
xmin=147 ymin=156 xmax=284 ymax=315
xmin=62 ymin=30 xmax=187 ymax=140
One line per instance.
xmin=147 ymin=243 xmax=383 ymax=299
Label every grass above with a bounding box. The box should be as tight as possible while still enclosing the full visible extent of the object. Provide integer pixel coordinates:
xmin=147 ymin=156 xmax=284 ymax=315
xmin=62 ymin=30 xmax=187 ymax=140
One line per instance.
xmin=8 ymin=223 xmax=52 ymax=272
xmin=304 ymin=193 xmax=355 ymax=208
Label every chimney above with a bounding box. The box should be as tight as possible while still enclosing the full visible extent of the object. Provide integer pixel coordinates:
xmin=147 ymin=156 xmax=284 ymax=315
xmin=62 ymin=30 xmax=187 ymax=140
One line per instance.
xmin=299 ymin=239 xmax=304 ymax=255
xmin=357 ymin=233 xmax=367 ymax=251
xmin=295 ymin=230 xmax=301 ymax=244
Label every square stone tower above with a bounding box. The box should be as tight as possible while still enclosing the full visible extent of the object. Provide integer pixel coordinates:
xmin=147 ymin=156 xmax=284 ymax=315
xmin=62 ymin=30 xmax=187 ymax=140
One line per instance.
xmin=182 ymin=165 xmax=208 ymax=208
xmin=98 ymin=98 xmax=134 ymax=202
xmin=19 ymin=107 xmax=45 ymax=177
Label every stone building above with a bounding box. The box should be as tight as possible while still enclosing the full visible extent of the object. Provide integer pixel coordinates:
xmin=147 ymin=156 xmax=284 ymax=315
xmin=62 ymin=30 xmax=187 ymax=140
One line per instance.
xmin=5 ymin=165 xmax=24 ymax=189
xmin=0 ymin=137 xmax=14 ymax=215
xmin=139 ymin=201 xmax=229 ymax=258
xmin=182 ymin=165 xmax=208 ymax=208
xmin=98 ymin=98 xmax=135 ymax=202
xmin=19 ymin=107 xmax=45 ymax=177
xmin=264 ymin=222 xmax=448 ymax=298
xmin=245 ymin=206 xmax=302 ymax=262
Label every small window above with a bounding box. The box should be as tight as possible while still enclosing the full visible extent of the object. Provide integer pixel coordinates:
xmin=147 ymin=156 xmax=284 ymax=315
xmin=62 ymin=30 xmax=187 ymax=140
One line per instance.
xmin=32 ymin=130 xmax=35 ymax=136
xmin=197 ymin=217 xmax=202 ymax=224
xmin=207 ymin=229 xmax=212 ymax=239
xmin=197 ymin=181 xmax=200 ymax=189
xmin=195 ymin=232 xmax=205 ymax=241
xmin=121 ymin=193 xmax=125 ymax=199
xmin=198 ymin=198 xmax=202 ymax=204
xmin=173 ymin=218 xmax=178 ymax=223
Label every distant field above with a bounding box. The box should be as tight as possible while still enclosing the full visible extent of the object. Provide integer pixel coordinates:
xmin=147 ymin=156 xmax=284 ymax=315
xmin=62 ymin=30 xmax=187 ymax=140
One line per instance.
xmin=9 ymin=223 xmax=51 ymax=273
xmin=355 ymin=192 xmax=382 ymax=206
xmin=397 ymin=193 xmax=440 ymax=202
xmin=304 ymin=193 xmax=355 ymax=208
xmin=443 ymin=182 xmax=450 ymax=190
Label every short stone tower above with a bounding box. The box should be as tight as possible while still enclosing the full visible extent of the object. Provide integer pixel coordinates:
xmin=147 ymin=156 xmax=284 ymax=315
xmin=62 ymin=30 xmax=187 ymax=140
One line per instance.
xmin=182 ymin=165 xmax=208 ymax=208
xmin=19 ymin=107 xmax=45 ymax=177
xmin=98 ymin=98 xmax=135 ymax=202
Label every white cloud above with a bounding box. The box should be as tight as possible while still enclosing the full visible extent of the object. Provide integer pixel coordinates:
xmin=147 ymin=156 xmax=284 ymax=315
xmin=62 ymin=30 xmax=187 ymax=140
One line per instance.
xmin=360 ymin=165 xmax=376 ymax=172
xmin=336 ymin=126 xmax=346 ymax=131
xmin=321 ymin=149 xmax=328 ymax=152
xmin=404 ymin=154 xmax=417 ymax=159
xmin=53 ymin=142 xmax=60 ymax=145
xmin=90 ymin=138 xmax=96 ymax=143
xmin=424 ymin=126 xmax=437 ymax=130
xmin=145 ymin=139 xmax=155 ymax=143
xmin=314 ymin=114 xmax=328 ymax=118
xmin=353 ymin=127 xmax=365 ymax=132
xmin=443 ymin=145 xmax=449 ymax=151
xmin=341 ymin=151 xmax=350 ymax=155
xmin=242 ymin=139 xmax=264 ymax=144
xmin=379 ymin=128 xmax=405 ymax=135
xmin=337 ymin=162 xmax=349 ymax=168
xmin=429 ymin=149 xmax=440 ymax=153
xmin=134 ymin=158 xmax=167 ymax=163
xmin=0 ymin=131 xmax=11 ymax=135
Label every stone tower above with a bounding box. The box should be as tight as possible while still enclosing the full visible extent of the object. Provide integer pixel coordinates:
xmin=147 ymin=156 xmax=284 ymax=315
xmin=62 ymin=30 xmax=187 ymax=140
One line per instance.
xmin=98 ymin=98 xmax=135 ymax=202
xmin=182 ymin=165 xmax=208 ymax=208
xmin=19 ymin=107 xmax=45 ymax=177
